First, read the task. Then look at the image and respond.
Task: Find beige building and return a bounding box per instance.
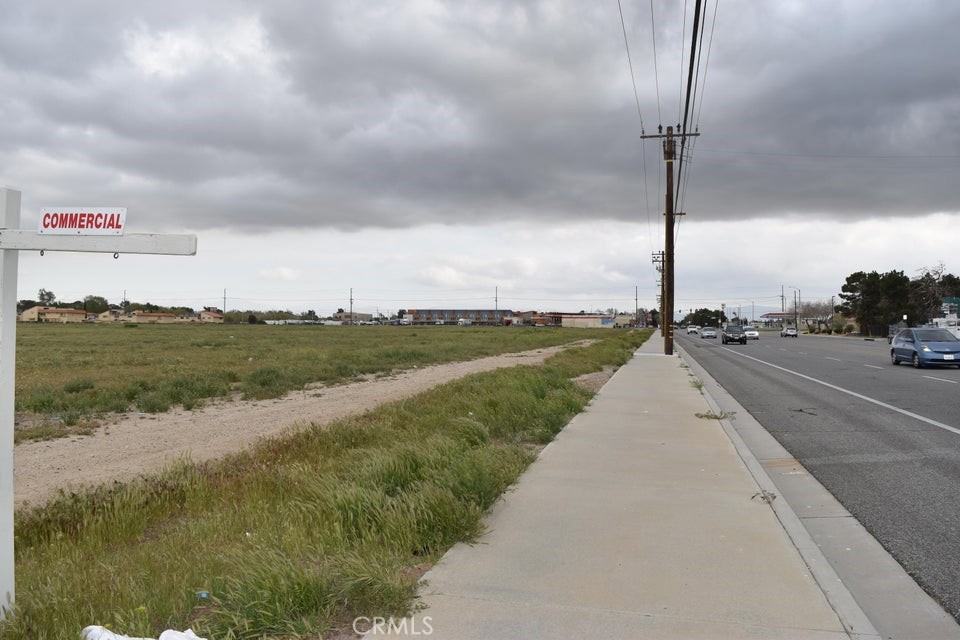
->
[98,309,125,322]
[200,310,224,323]
[25,306,224,325]
[19,306,88,323]
[128,311,178,324]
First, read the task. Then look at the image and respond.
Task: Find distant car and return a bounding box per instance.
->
[743,326,759,340]
[700,326,717,339]
[780,327,798,338]
[687,325,700,334]
[722,324,747,344]
[890,328,960,368]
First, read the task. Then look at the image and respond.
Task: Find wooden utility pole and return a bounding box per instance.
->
[663,127,676,354]
[642,126,699,355]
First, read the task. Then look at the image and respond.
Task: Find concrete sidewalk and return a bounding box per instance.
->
[375,337,880,639]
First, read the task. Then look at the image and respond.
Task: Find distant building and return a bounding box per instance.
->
[545,313,614,329]
[98,308,126,322]
[200,310,224,323]
[404,309,515,326]
[18,306,87,323]
[24,305,222,324]
[332,311,373,324]
[129,311,178,324]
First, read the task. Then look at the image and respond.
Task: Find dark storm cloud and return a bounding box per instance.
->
[1,1,957,232]
[687,1,960,218]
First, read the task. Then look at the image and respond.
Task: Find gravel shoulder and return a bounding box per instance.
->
[15,342,613,508]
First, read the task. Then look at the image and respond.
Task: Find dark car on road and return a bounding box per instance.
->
[722,324,747,345]
[890,328,960,368]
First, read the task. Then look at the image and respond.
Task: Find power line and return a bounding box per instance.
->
[616,1,661,287]
[675,0,705,206]
[694,147,960,160]
[649,0,663,126]
[648,0,665,254]
[694,0,721,130]
[618,0,645,132]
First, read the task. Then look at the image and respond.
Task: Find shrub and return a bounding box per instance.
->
[63,379,95,394]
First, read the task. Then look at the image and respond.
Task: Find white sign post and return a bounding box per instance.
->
[0,188,197,619]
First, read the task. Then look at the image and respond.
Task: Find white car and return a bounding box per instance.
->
[743,326,759,340]
[687,325,700,334]
[780,327,798,338]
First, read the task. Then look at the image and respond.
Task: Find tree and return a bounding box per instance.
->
[681,308,726,327]
[836,270,912,335]
[127,301,160,313]
[800,299,834,331]
[37,288,56,305]
[942,273,960,299]
[83,295,110,314]
[17,299,38,314]
[909,263,960,323]
[168,306,196,316]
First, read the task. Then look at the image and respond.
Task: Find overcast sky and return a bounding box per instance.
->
[2,1,958,319]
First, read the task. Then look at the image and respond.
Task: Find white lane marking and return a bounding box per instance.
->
[863,364,883,369]
[720,347,960,437]
[923,376,958,385]
[825,357,842,362]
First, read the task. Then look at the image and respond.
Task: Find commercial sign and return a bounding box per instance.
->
[38,207,126,235]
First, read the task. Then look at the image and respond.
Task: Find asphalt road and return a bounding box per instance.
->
[676,330,960,623]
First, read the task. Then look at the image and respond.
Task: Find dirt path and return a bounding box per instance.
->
[15,343,613,508]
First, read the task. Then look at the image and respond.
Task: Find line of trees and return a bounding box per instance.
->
[676,263,958,337]
[836,263,960,336]
[680,308,728,327]
[19,292,353,325]
[17,290,197,317]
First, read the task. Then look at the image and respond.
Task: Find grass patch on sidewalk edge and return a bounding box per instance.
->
[5,330,649,640]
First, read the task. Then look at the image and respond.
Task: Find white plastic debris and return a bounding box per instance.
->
[80,626,207,640]
[158,631,206,640]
